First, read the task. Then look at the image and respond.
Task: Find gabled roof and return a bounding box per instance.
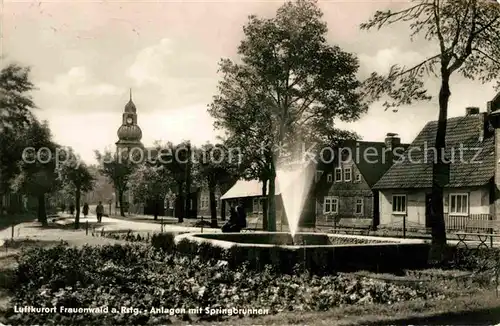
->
[342,140,410,187]
[373,113,495,189]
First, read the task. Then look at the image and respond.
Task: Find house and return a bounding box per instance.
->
[163,185,230,220]
[220,137,407,229]
[189,185,224,219]
[313,137,409,229]
[219,179,278,222]
[373,100,500,231]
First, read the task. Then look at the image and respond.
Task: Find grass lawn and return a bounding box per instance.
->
[205,290,500,325]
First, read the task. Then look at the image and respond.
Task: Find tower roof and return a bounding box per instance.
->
[124,88,136,113]
[117,124,142,142]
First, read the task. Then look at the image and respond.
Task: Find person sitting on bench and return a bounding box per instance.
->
[236,200,247,230]
[222,204,241,233]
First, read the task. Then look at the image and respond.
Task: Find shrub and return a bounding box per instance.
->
[5,244,444,325]
[151,232,176,252]
[4,245,446,325]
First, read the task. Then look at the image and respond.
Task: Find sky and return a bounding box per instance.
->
[3,0,499,163]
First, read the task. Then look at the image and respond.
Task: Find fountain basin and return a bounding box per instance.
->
[174,232,430,273]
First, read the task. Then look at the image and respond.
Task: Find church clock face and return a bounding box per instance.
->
[126,117,133,125]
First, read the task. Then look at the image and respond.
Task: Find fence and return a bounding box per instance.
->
[444,213,491,231]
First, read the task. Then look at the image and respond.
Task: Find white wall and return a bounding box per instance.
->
[378,187,490,227]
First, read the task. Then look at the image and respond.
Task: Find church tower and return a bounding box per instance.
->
[116,89,143,151]
[114,89,143,214]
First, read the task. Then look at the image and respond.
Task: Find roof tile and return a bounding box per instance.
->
[373,113,495,189]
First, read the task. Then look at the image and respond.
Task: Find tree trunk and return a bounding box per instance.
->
[429,73,451,264]
[177,182,184,223]
[0,193,4,217]
[209,180,217,228]
[261,178,268,230]
[118,190,125,217]
[154,196,159,220]
[184,144,191,219]
[74,188,81,229]
[221,199,226,221]
[267,161,277,232]
[37,193,48,226]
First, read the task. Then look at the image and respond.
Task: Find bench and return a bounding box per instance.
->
[315,223,371,236]
[241,228,260,233]
[456,219,500,249]
[332,224,371,236]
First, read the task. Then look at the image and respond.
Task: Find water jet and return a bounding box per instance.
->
[276,160,315,238]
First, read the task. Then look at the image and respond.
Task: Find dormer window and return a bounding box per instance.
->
[344,167,352,182]
[334,168,342,182]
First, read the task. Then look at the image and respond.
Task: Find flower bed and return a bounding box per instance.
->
[5,244,443,325]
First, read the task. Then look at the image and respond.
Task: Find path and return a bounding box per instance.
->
[77,213,221,233]
[0,213,220,246]
[2,211,499,249]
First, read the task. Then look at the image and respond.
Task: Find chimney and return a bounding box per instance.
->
[466,107,480,116]
[385,133,400,150]
[479,113,485,142]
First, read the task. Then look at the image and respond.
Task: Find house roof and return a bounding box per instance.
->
[220,162,315,200]
[373,113,495,189]
[220,179,266,199]
[341,140,410,187]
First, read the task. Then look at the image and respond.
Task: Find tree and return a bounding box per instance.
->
[194,143,239,227]
[58,149,95,228]
[95,150,137,217]
[152,141,192,223]
[129,163,173,220]
[209,0,367,231]
[82,165,114,205]
[224,132,273,229]
[12,119,60,226]
[360,0,500,257]
[0,63,37,215]
[0,63,36,132]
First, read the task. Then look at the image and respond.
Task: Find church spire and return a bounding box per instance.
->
[124,88,136,113]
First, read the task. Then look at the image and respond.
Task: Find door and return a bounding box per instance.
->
[425,194,433,228]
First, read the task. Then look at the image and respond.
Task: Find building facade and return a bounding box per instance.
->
[311,137,408,229]
[374,99,500,231]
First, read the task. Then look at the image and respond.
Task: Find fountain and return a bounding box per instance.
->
[173,151,430,273]
[276,159,316,242]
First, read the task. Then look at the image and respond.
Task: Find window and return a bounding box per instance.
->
[189,199,194,210]
[253,197,262,213]
[344,167,352,182]
[449,193,469,215]
[334,168,342,182]
[355,198,363,215]
[355,174,362,182]
[392,195,407,214]
[323,196,339,214]
[316,170,324,182]
[200,196,209,209]
[327,173,333,182]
